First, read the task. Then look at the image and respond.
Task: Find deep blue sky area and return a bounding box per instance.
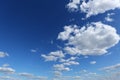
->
[0,0,70,51]
[0,0,120,80]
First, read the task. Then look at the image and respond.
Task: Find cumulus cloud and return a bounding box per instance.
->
[80,0,120,18]
[41,51,65,61]
[0,67,15,74]
[67,0,80,11]
[58,26,75,41]
[0,51,9,58]
[58,22,120,56]
[53,64,70,71]
[67,0,120,18]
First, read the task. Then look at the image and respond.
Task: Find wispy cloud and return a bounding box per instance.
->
[0,51,9,58]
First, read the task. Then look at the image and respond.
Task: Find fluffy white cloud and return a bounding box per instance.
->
[41,51,65,61]
[80,0,120,18]
[67,0,120,18]
[90,61,96,64]
[0,51,9,58]
[67,0,80,11]
[58,26,75,40]
[53,64,70,71]
[0,67,15,74]
[101,63,120,71]
[58,22,120,56]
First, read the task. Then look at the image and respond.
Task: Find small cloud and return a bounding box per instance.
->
[41,51,65,61]
[105,13,115,22]
[0,51,9,58]
[2,64,10,67]
[53,71,62,77]
[67,0,80,11]
[100,63,120,71]
[0,67,15,74]
[53,64,70,71]
[19,72,34,78]
[19,72,47,80]
[30,49,37,53]
[90,61,96,64]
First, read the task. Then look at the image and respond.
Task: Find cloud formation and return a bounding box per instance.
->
[67,0,80,11]
[58,22,120,55]
[0,67,15,74]
[67,0,120,18]
[41,51,64,61]
[53,64,70,71]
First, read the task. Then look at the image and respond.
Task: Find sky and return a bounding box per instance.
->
[0,0,120,80]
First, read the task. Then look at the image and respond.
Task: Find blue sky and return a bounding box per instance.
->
[0,0,120,80]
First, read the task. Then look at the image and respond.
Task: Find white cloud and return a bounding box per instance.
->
[90,61,96,64]
[63,61,79,66]
[0,51,9,58]
[53,64,70,71]
[31,49,37,53]
[34,76,47,80]
[80,0,120,18]
[19,72,47,80]
[67,0,80,11]
[19,72,34,78]
[101,63,120,71]
[41,54,58,61]
[58,26,75,40]
[58,22,120,56]
[59,57,77,62]
[0,76,20,80]
[67,0,120,18]
[53,71,62,77]
[105,13,115,22]
[2,64,10,67]
[0,67,15,74]
[41,51,65,61]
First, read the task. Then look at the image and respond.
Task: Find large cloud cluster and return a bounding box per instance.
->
[58,22,120,55]
[67,0,120,18]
